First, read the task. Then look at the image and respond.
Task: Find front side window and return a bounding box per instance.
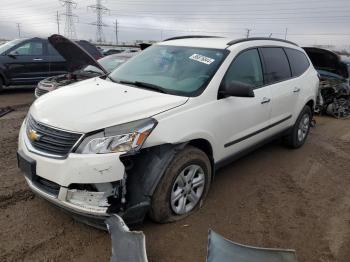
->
[285,48,310,77]
[11,41,43,56]
[0,39,23,55]
[260,47,291,84]
[223,48,264,89]
[109,45,228,96]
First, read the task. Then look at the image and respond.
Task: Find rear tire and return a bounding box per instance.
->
[284,106,312,148]
[149,146,212,223]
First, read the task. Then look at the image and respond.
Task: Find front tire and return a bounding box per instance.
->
[284,106,312,148]
[149,146,212,223]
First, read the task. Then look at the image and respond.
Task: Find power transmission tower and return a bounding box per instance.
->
[88,0,109,43]
[16,23,21,38]
[59,0,78,39]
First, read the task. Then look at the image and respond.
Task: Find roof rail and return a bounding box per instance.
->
[227,37,298,47]
[163,35,221,42]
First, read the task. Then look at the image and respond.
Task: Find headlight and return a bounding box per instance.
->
[77,118,157,154]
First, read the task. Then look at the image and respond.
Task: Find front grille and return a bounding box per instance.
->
[35,87,49,97]
[26,115,82,157]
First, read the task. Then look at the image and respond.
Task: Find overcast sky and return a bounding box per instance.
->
[0,0,349,48]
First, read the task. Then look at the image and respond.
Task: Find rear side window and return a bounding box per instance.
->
[260,47,291,84]
[285,48,310,77]
[48,43,60,56]
[223,49,264,89]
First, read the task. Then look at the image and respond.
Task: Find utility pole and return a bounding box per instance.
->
[245,28,251,38]
[114,19,118,44]
[16,23,21,38]
[284,27,288,40]
[88,0,109,44]
[56,11,60,34]
[59,0,78,40]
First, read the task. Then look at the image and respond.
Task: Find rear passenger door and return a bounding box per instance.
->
[259,47,295,130]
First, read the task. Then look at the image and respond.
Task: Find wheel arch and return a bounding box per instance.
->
[305,99,315,115]
[187,138,215,178]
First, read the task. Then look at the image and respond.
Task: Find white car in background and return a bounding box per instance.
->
[17,36,318,228]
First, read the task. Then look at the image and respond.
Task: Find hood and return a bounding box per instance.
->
[48,34,107,74]
[30,77,188,133]
[303,47,349,79]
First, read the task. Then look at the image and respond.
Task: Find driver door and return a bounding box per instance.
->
[214,48,272,160]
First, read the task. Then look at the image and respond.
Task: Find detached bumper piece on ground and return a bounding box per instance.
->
[207,230,298,262]
[106,215,298,262]
[105,215,148,262]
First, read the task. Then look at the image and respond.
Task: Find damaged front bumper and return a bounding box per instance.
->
[17,121,149,227]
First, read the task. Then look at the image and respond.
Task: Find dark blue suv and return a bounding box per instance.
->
[0,37,102,91]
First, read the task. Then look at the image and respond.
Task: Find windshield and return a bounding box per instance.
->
[98,55,129,72]
[0,39,23,55]
[109,45,227,96]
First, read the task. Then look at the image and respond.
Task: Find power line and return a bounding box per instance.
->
[59,0,78,39]
[88,0,110,43]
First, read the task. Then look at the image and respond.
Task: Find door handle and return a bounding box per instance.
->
[261,97,271,104]
[33,58,43,61]
[293,87,301,93]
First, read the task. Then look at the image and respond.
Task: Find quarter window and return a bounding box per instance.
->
[285,48,310,77]
[260,47,291,84]
[223,49,263,89]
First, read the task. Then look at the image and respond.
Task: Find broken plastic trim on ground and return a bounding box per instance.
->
[106,215,298,262]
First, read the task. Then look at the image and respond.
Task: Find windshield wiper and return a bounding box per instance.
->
[118,80,167,94]
[106,75,118,83]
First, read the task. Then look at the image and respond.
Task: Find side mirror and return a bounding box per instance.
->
[220,81,255,98]
[7,51,18,58]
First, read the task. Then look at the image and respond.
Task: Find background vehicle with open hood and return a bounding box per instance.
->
[0,36,101,92]
[35,35,138,97]
[303,47,350,118]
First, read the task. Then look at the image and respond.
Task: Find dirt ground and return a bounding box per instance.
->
[1,88,350,262]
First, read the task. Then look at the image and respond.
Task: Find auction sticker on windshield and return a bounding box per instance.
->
[189,54,215,65]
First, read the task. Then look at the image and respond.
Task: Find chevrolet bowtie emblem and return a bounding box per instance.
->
[28,129,41,142]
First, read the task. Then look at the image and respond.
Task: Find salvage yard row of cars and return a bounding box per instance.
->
[16,35,320,228]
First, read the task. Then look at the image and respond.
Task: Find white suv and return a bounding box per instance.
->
[17,36,318,227]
